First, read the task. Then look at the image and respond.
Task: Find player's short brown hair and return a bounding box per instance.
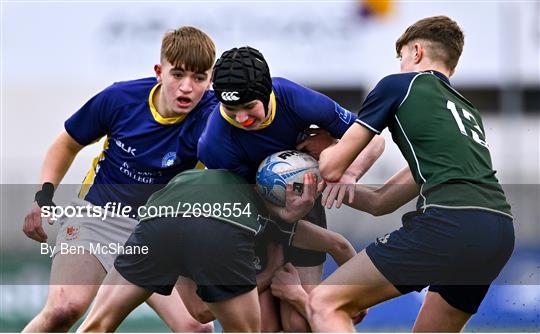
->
[395,16,464,71]
[160,26,215,73]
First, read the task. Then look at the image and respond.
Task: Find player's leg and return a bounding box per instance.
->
[206,287,261,332]
[411,209,514,332]
[176,276,216,324]
[259,289,282,332]
[273,198,327,331]
[279,264,322,332]
[77,267,152,332]
[307,250,401,332]
[22,253,106,332]
[413,290,472,332]
[146,288,214,333]
[181,216,260,331]
[177,276,279,332]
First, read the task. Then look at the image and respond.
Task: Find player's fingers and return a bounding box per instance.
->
[348,184,355,204]
[31,214,48,242]
[285,182,295,198]
[321,183,336,209]
[309,174,318,198]
[321,185,329,206]
[317,180,326,193]
[303,172,312,185]
[335,186,347,209]
[302,173,316,196]
[23,214,32,236]
[326,184,340,209]
[35,225,48,243]
[25,220,45,243]
[24,212,39,236]
[284,262,296,273]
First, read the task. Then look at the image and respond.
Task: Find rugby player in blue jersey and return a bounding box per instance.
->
[197,46,384,331]
[308,16,514,332]
[22,26,218,332]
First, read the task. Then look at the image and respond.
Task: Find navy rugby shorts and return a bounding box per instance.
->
[366,207,514,314]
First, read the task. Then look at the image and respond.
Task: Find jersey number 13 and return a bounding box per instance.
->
[446,100,489,149]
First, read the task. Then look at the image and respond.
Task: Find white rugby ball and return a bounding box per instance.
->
[256,150,320,206]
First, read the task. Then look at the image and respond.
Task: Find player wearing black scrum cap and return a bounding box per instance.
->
[198,46,385,331]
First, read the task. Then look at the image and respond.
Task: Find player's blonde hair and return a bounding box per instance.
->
[160,26,215,73]
[395,16,464,71]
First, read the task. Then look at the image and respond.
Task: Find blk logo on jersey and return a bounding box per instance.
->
[221,91,240,101]
[335,104,353,124]
[113,138,137,156]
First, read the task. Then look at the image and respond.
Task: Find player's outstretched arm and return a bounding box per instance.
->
[321,135,385,209]
[319,123,375,182]
[291,220,356,266]
[347,166,419,216]
[255,243,284,293]
[39,130,85,186]
[23,131,84,242]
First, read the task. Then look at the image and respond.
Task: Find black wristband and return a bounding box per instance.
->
[35,182,56,208]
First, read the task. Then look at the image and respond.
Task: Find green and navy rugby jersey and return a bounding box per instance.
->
[356,71,512,217]
[64,77,218,209]
[197,77,356,182]
[140,169,264,234]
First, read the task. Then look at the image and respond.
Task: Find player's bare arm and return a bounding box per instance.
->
[347,166,419,216]
[321,134,385,209]
[23,131,85,242]
[255,243,285,293]
[291,220,356,266]
[319,123,375,182]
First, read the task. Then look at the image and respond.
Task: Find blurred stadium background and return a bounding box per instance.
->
[1,1,539,332]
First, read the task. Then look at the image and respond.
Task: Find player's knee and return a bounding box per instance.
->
[43,302,86,330]
[282,311,309,332]
[307,287,333,323]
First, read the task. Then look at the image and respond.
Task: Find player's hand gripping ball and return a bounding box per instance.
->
[256,150,321,206]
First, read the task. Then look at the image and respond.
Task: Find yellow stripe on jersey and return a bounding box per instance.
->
[148,83,188,125]
[78,137,109,199]
[194,161,206,169]
[219,91,277,130]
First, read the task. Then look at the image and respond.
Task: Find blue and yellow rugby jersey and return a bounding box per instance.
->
[356,71,511,217]
[64,77,218,209]
[197,77,356,182]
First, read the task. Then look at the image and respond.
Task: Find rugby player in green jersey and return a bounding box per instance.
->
[308,16,514,332]
[77,169,356,332]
